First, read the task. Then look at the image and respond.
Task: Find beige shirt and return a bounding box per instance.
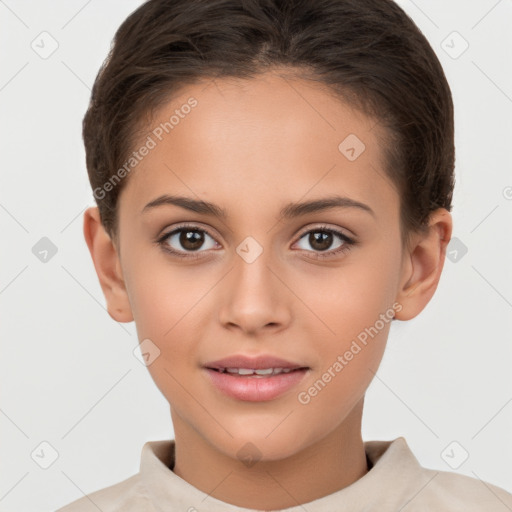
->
[56,437,512,511]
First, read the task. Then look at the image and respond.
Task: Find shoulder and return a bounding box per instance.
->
[55,473,154,512]
[414,466,512,511]
[365,437,512,511]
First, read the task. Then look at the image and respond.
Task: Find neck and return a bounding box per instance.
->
[171,399,368,510]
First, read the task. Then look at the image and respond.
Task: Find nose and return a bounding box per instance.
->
[218,247,291,336]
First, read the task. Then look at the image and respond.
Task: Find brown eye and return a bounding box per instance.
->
[294,226,355,259]
[308,231,333,252]
[179,230,205,251]
[158,226,218,256]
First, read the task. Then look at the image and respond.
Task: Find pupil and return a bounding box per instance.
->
[310,231,332,251]
[180,230,204,250]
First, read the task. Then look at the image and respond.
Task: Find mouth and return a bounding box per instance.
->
[202,354,310,401]
[206,367,308,376]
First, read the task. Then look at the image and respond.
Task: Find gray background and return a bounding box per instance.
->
[1,0,511,510]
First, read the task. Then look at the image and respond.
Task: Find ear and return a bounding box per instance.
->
[83,206,134,323]
[394,208,453,321]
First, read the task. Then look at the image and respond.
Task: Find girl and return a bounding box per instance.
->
[58,0,512,510]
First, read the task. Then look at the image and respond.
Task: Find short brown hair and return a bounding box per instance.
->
[83,0,455,248]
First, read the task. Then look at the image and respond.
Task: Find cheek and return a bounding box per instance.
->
[294,288,392,437]
[126,263,216,392]
[294,247,398,344]
[290,247,397,405]
[128,259,210,338]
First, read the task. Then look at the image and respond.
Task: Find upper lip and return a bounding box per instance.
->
[204,354,308,370]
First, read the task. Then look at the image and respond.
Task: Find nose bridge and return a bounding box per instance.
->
[218,235,289,332]
[231,235,278,301]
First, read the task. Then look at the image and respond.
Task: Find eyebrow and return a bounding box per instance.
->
[142,194,375,219]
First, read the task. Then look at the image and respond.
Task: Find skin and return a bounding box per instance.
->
[83,69,452,510]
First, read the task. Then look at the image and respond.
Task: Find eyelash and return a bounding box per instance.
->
[155,223,356,261]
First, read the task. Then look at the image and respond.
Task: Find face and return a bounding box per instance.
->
[113,71,408,461]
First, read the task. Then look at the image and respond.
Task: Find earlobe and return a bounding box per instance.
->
[83,206,134,323]
[394,208,453,321]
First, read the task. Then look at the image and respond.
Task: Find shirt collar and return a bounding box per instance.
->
[139,437,424,511]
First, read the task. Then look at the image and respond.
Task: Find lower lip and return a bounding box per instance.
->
[204,368,309,402]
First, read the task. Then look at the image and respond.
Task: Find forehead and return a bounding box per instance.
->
[119,71,398,223]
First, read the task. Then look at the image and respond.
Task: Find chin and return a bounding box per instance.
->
[208,422,313,464]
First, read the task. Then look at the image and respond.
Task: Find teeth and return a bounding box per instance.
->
[255,368,274,375]
[238,368,255,375]
[221,367,296,376]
